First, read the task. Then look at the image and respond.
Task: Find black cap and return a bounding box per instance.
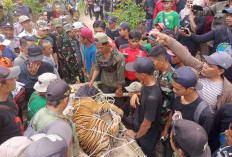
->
[118,21,130,31]
[172,119,211,157]
[27,44,44,61]
[108,15,117,23]
[172,66,202,89]
[1,21,14,28]
[47,80,71,101]
[125,57,155,74]
[13,9,22,16]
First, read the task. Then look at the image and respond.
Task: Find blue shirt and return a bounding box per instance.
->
[3,47,16,62]
[84,43,97,75]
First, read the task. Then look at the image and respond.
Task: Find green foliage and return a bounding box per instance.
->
[105,0,145,30]
[23,0,43,19]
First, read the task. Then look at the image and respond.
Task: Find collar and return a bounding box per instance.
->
[129,44,140,50]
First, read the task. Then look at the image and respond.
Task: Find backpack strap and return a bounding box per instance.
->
[0,104,18,116]
[194,101,209,124]
[162,11,167,29]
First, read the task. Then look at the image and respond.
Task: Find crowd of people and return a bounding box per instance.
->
[0,0,232,156]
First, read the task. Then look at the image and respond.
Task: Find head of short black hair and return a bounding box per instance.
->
[129,29,142,40]
[93,20,106,30]
[38,39,50,49]
[148,45,168,60]
[19,36,34,47]
[162,29,175,37]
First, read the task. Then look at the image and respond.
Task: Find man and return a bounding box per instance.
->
[32,20,53,46]
[1,22,20,54]
[120,29,147,86]
[72,22,85,62]
[79,27,98,81]
[106,15,120,40]
[0,4,13,25]
[193,0,232,29]
[32,79,79,157]
[28,72,57,121]
[15,0,36,23]
[39,39,59,78]
[115,21,130,49]
[124,57,162,157]
[14,36,35,66]
[18,15,36,38]
[0,66,23,144]
[89,33,125,106]
[17,44,54,100]
[171,66,213,134]
[13,9,23,37]
[64,23,84,83]
[40,0,52,12]
[151,31,232,114]
[168,50,185,68]
[143,0,155,32]
[170,119,211,157]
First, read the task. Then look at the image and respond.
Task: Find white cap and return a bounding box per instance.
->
[72,22,85,30]
[33,73,57,92]
[125,81,142,92]
[19,15,30,23]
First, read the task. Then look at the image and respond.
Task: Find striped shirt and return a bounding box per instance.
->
[197,78,223,114]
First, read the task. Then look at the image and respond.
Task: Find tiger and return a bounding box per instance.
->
[72,85,123,156]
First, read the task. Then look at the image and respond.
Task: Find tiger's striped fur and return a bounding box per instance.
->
[72,97,123,156]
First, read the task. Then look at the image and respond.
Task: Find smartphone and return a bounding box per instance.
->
[193,5,203,11]
[183,28,189,35]
[147,35,157,41]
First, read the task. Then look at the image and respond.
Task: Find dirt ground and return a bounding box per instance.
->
[79,12,95,31]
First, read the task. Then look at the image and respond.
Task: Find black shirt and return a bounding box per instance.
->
[106,27,120,41]
[115,36,129,49]
[0,97,23,144]
[171,96,213,134]
[134,83,162,137]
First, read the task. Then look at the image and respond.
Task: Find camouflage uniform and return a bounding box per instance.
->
[56,23,84,84]
[154,65,175,130]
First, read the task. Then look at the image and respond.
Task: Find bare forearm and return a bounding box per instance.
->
[136,122,151,139]
[90,70,100,83]
[164,112,172,132]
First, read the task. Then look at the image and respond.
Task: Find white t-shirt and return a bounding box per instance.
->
[197,78,223,114]
[18,29,36,38]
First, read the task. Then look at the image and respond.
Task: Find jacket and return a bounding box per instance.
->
[195,0,230,29]
[166,37,232,109]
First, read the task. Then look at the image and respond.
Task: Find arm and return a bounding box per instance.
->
[89,70,100,85]
[52,0,58,12]
[189,28,215,43]
[136,118,152,138]
[115,55,125,97]
[189,13,197,34]
[174,27,178,35]
[31,12,36,23]
[88,63,95,81]
[161,111,172,140]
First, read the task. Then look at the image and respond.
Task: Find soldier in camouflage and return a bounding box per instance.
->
[53,18,83,84]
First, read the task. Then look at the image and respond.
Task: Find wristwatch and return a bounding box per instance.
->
[134,132,138,139]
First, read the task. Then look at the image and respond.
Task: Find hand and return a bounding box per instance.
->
[225,124,232,147]
[149,31,170,45]
[130,94,140,108]
[160,129,169,142]
[180,27,191,37]
[124,130,136,139]
[173,111,183,120]
[115,88,123,97]
[27,62,40,75]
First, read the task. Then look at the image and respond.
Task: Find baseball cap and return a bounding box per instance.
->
[222,6,232,14]
[13,9,22,16]
[34,73,58,92]
[27,44,44,61]
[36,20,50,30]
[172,119,211,157]
[118,21,130,31]
[172,66,202,89]
[94,32,109,43]
[26,134,68,157]
[154,23,165,31]
[63,23,72,33]
[46,80,71,101]
[73,22,85,29]
[203,52,232,69]
[53,18,63,28]
[0,66,21,84]
[125,81,142,92]
[80,27,94,43]
[125,57,155,74]
[108,15,117,23]
[1,22,14,28]
[19,15,30,24]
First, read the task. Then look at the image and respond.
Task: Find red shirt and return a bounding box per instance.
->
[108,37,117,49]
[153,0,176,20]
[120,44,147,81]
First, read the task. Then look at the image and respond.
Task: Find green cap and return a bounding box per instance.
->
[52,18,62,28]
[63,23,72,33]
[94,33,109,43]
